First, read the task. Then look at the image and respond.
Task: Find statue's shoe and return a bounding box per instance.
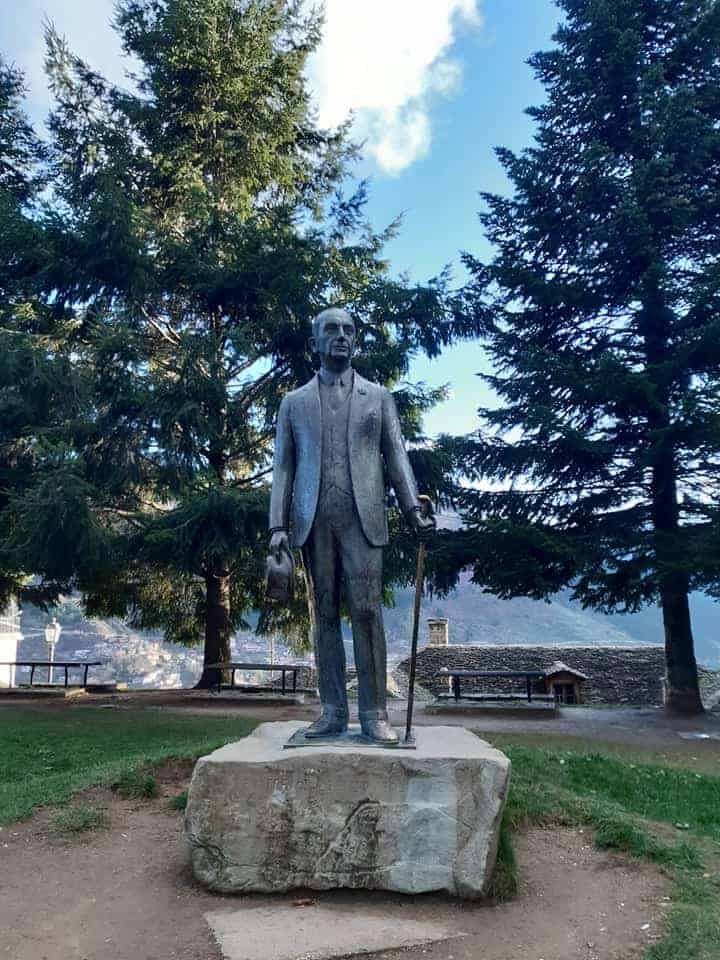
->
[360,718,399,744]
[304,711,348,738]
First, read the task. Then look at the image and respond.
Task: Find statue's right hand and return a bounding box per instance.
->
[269,530,290,561]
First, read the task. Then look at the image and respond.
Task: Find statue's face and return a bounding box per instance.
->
[311,309,356,365]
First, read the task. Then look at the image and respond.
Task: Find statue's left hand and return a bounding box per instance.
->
[411,497,436,540]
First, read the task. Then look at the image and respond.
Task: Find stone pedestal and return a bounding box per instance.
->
[185,721,510,900]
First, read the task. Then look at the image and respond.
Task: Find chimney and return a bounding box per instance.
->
[427,618,449,647]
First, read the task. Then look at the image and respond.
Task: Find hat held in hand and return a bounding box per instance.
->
[265,542,295,604]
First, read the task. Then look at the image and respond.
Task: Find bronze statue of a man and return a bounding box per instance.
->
[269,307,434,744]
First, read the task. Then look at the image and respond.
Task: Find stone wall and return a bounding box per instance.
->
[397,645,673,706]
[268,665,426,700]
[267,665,316,692]
[265,646,720,707]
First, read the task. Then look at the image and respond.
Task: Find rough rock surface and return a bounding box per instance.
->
[185,721,509,899]
[399,644,673,705]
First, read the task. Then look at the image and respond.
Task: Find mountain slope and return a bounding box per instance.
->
[12,577,719,689]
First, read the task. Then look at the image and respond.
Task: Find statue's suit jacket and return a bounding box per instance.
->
[269,372,419,548]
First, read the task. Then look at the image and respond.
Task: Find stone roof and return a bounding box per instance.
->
[544,661,590,681]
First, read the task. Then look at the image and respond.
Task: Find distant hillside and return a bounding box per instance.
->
[15,596,301,688]
[12,575,719,687]
[419,511,720,666]
[383,576,719,667]
[562,591,720,668]
[383,573,652,660]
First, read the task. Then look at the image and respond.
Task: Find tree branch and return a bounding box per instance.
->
[140,305,182,346]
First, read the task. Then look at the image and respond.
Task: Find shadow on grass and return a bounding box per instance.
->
[485,823,517,901]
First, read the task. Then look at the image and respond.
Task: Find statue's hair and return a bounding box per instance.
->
[311,306,354,338]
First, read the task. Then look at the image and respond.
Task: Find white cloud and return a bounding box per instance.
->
[1,0,481,173]
[307,0,482,173]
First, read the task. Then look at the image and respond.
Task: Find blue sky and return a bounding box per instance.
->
[0,0,562,436]
[358,0,562,436]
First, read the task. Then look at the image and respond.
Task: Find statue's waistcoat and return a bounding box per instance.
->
[269,371,418,548]
[316,386,354,526]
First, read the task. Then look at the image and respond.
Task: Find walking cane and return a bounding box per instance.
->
[404,495,434,746]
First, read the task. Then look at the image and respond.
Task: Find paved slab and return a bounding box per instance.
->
[205,904,462,960]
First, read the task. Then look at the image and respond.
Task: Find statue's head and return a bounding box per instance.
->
[309,307,356,367]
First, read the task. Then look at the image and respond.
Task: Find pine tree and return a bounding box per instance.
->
[0,58,93,610]
[35,0,468,685]
[450,0,720,714]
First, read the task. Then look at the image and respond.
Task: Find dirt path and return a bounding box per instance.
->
[0,764,220,960]
[378,828,669,960]
[0,764,670,960]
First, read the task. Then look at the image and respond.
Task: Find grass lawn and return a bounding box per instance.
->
[478,728,720,775]
[1,707,719,958]
[0,705,256,825]
[483,733,720,959]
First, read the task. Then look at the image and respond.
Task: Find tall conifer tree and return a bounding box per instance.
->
[0,58,91,610]
[32,0,466,684]
[450,0,720,714]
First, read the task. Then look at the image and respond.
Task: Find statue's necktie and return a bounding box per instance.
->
[328,378,348,413]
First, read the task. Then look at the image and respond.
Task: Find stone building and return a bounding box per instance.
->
[542,662,590,704]
[397,644,719,707]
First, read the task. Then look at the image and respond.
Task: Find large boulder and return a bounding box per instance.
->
[185,721,510,899]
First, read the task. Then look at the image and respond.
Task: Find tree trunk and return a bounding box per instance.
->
[660,575,703,715]
[651,446,704,715]
[195,570,232,689]
[641,283,704,717]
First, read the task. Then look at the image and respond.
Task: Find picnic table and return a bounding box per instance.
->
[206,661,307,695]
[435,669,548,703]
[0,661,104,689]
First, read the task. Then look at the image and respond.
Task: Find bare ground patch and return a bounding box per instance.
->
[0,764,669,960]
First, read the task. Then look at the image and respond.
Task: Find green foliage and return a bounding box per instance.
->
[4,464,116,584]
[51,803,108,834]
[451,0,720,606]
[113,0,348,217]
[113,770,159,800]
[0,56,89,610]
[0,705,256,824]
[0,58,46,203]
[168,790,188,812]
[6,0,473,674]
[443,0,720,711]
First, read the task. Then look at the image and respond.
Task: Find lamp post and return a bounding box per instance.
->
[45,617,62,684]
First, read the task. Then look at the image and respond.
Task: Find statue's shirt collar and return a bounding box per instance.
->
[317,367,354,390]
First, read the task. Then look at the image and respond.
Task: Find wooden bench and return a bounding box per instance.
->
[206,661,307,695]
[434,669,550,703]
[0,661,104,689]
